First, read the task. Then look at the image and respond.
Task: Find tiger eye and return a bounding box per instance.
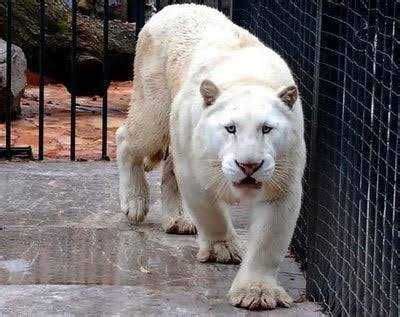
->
[262,125,273,134]
[225,125,236,134]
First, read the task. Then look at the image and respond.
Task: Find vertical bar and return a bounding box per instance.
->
[70,0,77,161]
[338,6,357,313]
[155,0,161,12]
[331,11,346,315]
[378,2,397,314]
[392,137,400,317]
[102,0,109,160]
[38,0,45,160]
[355,4,375,313]
[232,0,247,30]
[368,3,387,313]
[127,0,134,22]
[128,0,145,36]
[217,0,222,11]
[361,5,377,315]
[389,7,400,315]
[340,5,360,311]
[365,19,379,317]
[5,0,12,160]
[305,0,323,300]
[136,0,146,37]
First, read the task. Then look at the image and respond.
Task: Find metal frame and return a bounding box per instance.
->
[1,1,230,161]
[1,0,146,161]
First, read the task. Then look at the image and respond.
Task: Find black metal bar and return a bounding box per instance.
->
[38,0,45,160]
[136,0,146,37]
[380,5,398,315]
[354,5,375,313]
[231,0,246,29]
[389,6,400,315]
[371,5,391,313]
[155,0,161,12]
[127,0,134,22]
[365,3,379,313]
[305,0,323,300]
[5,0,12,160]
[102,0,109,160]
[217,0,222,11]
[70,0,77,161]
[392,133,400,317]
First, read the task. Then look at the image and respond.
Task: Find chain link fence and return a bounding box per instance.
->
[232,0,399,315]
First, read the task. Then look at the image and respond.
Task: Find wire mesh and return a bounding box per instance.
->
[232,0,399,315]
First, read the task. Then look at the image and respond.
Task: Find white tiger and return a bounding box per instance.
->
[116,4,306,310]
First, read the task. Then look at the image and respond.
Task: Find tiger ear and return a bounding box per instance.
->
[277,85,298,109]
[200,79,220,106]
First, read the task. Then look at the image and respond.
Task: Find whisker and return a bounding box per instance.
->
[203,166,224,192]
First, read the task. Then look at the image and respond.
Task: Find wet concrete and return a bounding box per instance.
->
[0,162,323,316]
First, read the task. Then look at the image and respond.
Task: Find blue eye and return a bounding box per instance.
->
[262,125,273,134]
[225,125,236,134]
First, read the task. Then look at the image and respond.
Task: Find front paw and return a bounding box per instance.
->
[163,215,197,235]
[125,197,149,225]
[228,282,293,310]
[197,239,242,264]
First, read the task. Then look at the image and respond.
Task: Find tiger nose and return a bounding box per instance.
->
[235,160,264,176]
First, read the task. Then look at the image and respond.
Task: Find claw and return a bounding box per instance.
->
[197,239,242,264]
[229,282,293,311]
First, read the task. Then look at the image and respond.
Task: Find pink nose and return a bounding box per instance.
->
[235,160,264,176]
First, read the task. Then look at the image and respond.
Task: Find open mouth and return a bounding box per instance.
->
[233,177,262,189]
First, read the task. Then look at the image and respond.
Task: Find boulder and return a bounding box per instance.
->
[76,0,155,22]
[0,39,27,121]
[0,1,136,96]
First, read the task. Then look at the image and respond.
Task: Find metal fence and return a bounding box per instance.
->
[0,0,146,160]
[0,0,228,160]
[1,0,399,316]
[233,0,399,315]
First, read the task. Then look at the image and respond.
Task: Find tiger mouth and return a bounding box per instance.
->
[233,176,262,189]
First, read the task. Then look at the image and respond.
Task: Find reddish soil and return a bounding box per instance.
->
[0,81,132,160]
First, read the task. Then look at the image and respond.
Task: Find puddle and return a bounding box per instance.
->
[0,227,229,289]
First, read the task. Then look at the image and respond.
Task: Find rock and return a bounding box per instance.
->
[0,39,27,121]
[0,1,136,96]
[76,0,155,22]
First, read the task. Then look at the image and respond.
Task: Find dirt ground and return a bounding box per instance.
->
[0,81,132,160]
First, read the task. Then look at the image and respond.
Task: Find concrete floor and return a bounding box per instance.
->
[0,162,323,316]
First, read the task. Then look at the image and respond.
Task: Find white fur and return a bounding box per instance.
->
[117,4,306,310]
